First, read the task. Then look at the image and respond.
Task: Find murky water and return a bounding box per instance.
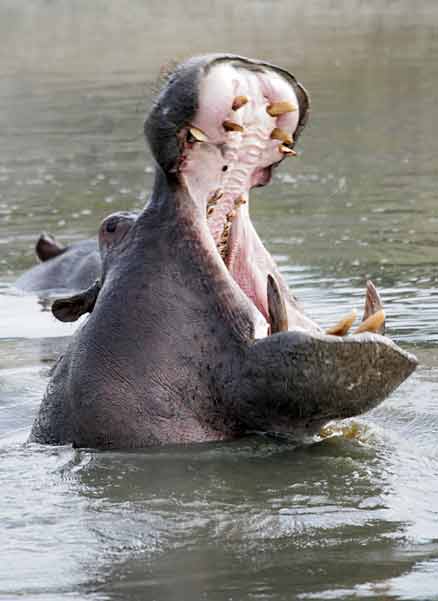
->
[1,1,438,599]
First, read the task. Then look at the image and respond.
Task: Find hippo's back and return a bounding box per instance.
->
[15,239,101,294]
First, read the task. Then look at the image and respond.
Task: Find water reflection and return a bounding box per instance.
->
[37,434,435,600]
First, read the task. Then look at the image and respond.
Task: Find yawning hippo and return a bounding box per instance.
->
[30,54,417,449]
[15,233,101,294]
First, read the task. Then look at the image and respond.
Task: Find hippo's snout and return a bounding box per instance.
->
[230,330,417,434]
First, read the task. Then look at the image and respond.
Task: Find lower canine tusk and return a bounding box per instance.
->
[363,280,383,319]
[267,101,297,117]
[354,309,386,334]
[361,280,385,334]
[326,310,357,336]
[267,274,289,334]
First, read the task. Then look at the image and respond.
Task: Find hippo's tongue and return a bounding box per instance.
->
[179,59,301,326]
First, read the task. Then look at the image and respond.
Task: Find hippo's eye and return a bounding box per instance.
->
[105,220,117,233]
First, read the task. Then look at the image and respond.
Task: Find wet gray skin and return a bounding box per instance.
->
[15,234,101,294]
[30,54,418,449]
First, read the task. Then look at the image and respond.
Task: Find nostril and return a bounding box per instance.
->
[222,165,228,172]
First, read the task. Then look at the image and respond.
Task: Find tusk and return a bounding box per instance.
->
[232,95,249,110]
[267,101,297,117]
[267,274,289,334]
[326,310,357,336]
[354,309,386,334]
[189,126,208,142]
[223,120,244,133]
[363,280,384,319]
[270,127,293,145]
[361,280,385,334]
[279,144,297,156]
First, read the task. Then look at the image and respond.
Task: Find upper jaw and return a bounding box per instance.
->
[144,54,309,179]
[144,55,413,354]
[167,57,308,331]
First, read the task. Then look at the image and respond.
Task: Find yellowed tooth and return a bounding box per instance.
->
[326,310,357,336]
[207,188,223,209]
[223,120,244,133]
[189,126,208,142]
[234,195,247,207]
[232,95,249,110]
[267,101,297,117]
[354,309,386,334]
[270,128,293,145]
[279,144,297,156]
[217,213,234,260]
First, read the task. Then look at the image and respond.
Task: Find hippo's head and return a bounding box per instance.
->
[32,55,417,449]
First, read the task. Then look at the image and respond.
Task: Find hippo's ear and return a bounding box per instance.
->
[36,233,66,262]
[52,280,101,322]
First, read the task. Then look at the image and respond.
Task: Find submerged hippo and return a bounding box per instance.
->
[16,215,138,295]
[30,54,417,449]
[15,233,101,294]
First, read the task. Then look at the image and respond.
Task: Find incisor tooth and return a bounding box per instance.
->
[279,144,297,156]
[326,310,357,336]
[354,309,385,334]
[271,128,293,145]
[232,95,249,110]
[189,126,208,142]
[267,101,297,117]
[223,120,244,133]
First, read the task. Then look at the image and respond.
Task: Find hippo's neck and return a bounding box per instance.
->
[145,165,205,223]
[136,167,265,342]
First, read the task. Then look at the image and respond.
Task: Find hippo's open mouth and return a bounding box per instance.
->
[174,57,313,337]
[170,58,391,344]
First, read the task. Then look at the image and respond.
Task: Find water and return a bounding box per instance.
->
[1,1,438,599]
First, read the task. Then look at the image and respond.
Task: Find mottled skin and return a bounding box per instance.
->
[30,55,417,449]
